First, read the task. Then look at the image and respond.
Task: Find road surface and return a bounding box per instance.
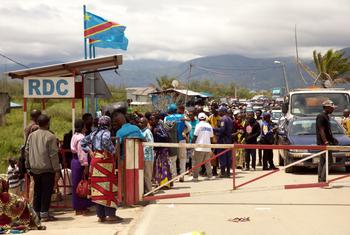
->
[133,165,350,235]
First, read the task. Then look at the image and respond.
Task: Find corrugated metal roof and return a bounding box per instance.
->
[126,87,158,96]
[7,55,123,79]
[174,89,203,97]
[150,88,209,97]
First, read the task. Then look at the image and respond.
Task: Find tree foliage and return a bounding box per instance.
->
[312,49,350,87]
[188,79,254,99]
[155,75,176,90]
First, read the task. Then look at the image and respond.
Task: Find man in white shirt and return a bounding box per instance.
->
[192,113,214,181]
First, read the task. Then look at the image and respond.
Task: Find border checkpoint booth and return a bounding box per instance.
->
[6,55,132,207]
[7,55,123,133]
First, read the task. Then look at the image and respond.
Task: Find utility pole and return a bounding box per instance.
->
[295,24,307,85]
[184,63,192,107]
[281,63,289,93]
[274,61,290,93]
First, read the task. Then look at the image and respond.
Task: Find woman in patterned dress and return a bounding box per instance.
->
[0,177,45,232]
[80,116,122,223]
[149,114,172,189]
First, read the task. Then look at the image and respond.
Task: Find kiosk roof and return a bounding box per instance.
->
[7,55,122,79]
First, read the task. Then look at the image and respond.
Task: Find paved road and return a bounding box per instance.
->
[133,164,350,235]
[28,206,142,235]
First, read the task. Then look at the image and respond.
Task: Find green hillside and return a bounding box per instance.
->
[0,85,126,173]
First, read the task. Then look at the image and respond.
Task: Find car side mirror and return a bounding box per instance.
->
[282,102,288,114]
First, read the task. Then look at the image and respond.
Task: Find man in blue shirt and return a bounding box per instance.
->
[187,110,199,169]
[164,104,191,182]
[115,113,144,161]
[214,106,233,178]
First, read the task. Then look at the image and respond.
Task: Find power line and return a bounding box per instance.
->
[0,52,29,68]
[193,65,279,74]
[172,67,190,79]
[192,64,280,69]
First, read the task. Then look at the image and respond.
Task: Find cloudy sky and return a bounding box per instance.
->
[0,0,349,64]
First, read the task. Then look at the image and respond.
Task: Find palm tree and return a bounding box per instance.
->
[300,49,350,87]
[155,75,175,90]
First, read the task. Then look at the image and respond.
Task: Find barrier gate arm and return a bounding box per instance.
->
[235,150,327,189]
[143,148,232,197]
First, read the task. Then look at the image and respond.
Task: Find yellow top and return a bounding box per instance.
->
[208,114,221,128]
[343,117,350,136]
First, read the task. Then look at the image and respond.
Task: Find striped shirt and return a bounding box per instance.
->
[7,165,20,188]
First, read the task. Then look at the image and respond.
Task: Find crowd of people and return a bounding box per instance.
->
[2,101,282,231]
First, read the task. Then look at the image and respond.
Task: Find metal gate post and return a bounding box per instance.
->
[124,139,136,206]
[136,139,144,203]
[326,149,329,182]
[124,138,143,206]
[232,147,236,190]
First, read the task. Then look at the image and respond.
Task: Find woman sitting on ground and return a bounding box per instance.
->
[0,177,46,232]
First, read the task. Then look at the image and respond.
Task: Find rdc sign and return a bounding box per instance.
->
[24,77,75,98]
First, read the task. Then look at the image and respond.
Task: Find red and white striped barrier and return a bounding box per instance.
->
[234,150,327,190]
[124,138,144,206]
[119,142,350,204]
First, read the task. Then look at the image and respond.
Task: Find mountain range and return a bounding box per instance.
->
[2,47,350,91]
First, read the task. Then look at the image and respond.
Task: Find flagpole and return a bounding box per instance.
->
[92,45,99,113]
[83,5,87,60]
[83,5,89,113]
[89,44,92,59]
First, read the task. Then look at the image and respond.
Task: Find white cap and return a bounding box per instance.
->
[322,99,337,108]
[198,112,208,120]
[233,110,240,115]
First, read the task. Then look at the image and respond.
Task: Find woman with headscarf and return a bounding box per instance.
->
[80,116,122,223]
[149,114,172,189]
[0,177,45,232]
[70,119,93,215]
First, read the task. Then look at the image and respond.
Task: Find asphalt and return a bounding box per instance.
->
[133,164,350,235]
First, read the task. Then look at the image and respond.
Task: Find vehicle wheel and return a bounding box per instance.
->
[346,166,350,173]
[279,154,284,166]
[284,156,295,173]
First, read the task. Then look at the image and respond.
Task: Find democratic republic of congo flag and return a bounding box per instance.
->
[84,11,126,42]
[89,36,128,50]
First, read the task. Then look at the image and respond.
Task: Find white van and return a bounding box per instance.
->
[282,88,350,121]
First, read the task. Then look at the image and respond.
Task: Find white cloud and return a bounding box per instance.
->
[0,0,349,64]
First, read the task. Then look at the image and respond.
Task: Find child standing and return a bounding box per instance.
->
[7,158,21,195]
[139,117,155,194]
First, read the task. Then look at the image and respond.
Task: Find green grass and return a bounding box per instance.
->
[0,87,127,173]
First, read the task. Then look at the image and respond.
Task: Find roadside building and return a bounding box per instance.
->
[150,88,211,110]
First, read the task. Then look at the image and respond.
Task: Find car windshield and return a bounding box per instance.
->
[290,119,344,135]
[291,93,350,116]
